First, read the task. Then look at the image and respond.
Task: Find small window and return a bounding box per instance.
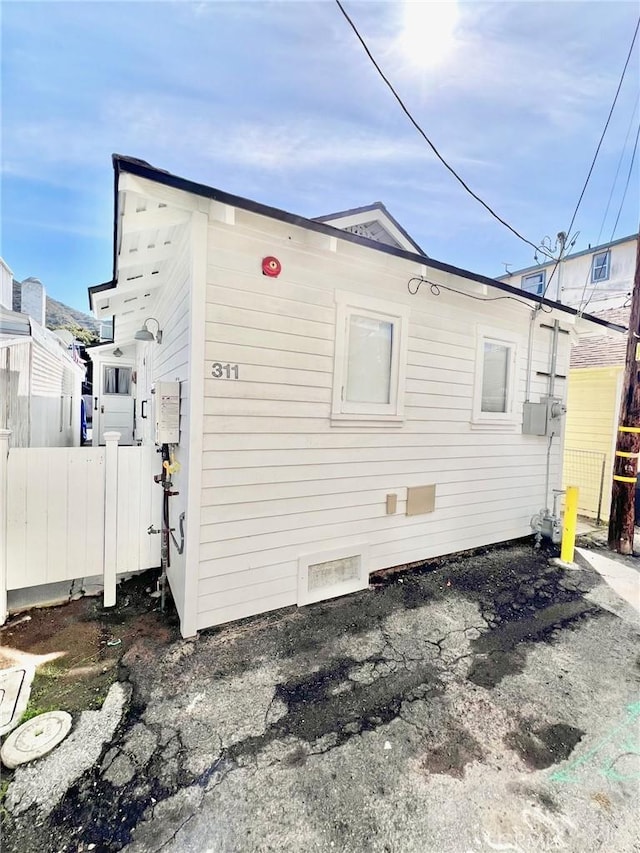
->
[345,315,393,404]
[103,366,131,394]
[521,271,546,295]
[472,327,519,424]
[591,251,610,283]
[481,342,511,412]
[332,292,408,421]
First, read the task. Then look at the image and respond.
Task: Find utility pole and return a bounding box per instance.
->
[608,233,640,554]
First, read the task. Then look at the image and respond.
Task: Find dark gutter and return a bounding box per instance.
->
[90,154,628,336]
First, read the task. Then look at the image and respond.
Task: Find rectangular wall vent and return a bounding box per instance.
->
[298,545,369,606]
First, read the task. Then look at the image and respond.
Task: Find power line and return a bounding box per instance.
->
[544,16,640,302]
[580,119,640,315]
[597,100,639,245]
[609,120,640,242]
[576,100,639,311]
[565,16,639,243]
[334,0,543,257]
[581,119,640,314]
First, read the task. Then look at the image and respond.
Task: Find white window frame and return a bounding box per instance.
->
[591,250,610,283]
[521,270,546,295]
[331,291,409,424]
[472,325,520,426]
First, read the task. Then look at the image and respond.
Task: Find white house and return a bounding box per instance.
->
[499,234,638,310]
[89,155,626,638]
[0,260,85,448]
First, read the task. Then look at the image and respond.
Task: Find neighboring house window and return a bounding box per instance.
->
[472,327,519,424]
[591,251,610,283]
[104,366,131,394]
[521,271,545,295]
[332,292,408,421]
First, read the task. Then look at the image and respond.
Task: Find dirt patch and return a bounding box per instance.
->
[591,792,613,812]
[505,719,585,770]
[0,571,177,717]
[420,727,484,778]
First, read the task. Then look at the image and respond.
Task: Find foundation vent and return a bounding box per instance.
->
[298,545,369,606]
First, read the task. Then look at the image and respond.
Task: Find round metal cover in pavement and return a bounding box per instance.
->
[1,711,72,769]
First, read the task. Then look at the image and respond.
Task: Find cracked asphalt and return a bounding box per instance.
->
[2,540,640,853]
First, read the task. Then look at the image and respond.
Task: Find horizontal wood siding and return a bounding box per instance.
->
[564,366,621,520]
[145,228,193,621]
[197,214,569,629]
[0,341,31,447]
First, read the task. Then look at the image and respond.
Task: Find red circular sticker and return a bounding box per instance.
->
[262,256,282,277]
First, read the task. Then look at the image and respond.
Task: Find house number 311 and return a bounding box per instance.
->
[211,363,239,379]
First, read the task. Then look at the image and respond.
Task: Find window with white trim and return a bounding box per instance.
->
[591,250,610,283]
[332,292,408,421]
[521,270,546,295]
[472,327,519,423]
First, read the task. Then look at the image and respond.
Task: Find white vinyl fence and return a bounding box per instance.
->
[0,430,162,623]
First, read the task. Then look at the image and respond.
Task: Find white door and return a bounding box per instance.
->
[100,363,134,445]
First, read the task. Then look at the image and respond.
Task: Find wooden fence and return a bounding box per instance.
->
[0,430,161,623]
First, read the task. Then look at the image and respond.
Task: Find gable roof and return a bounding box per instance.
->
[570,306,630,368]
[90,154,628,336]
[313,202,425,255]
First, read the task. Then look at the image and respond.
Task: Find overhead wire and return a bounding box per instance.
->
[608,119,640,242]
[336,0,638,317]
[596,100,639,245]
[576,102,639,312]
[408,277,538,310]
[581,119,640,315]
[335,0,545,257]
[580,124,640,313]
[544,16,640,304]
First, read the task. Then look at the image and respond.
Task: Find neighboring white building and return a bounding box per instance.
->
[89,155,625,638]
[0,259,85,447]
[499,234,638,310]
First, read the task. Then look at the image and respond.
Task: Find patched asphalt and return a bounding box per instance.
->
[2,539,639,853]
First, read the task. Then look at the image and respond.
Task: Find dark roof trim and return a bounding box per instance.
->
[313,201,426,255]
[503,232,639,279]
[90,155,627,335]
[89,280,115,298]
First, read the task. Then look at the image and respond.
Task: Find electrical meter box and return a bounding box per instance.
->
[522,397,567,436]
[522,401,548,435]
[154,381,180,445]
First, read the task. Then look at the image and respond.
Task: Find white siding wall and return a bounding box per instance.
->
[30,340,81,447]
[502,236,636,308]
[144,226,193,623]
[0,258,13,311]
[0,341,31,447]
[197,211,570,630]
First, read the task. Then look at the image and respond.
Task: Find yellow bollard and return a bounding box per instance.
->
[561,485,579,564]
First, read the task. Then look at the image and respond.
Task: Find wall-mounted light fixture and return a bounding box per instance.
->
[134,317,163,344]
[113,347,123,358]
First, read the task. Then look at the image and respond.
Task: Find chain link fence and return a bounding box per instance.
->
[563,448,607,524]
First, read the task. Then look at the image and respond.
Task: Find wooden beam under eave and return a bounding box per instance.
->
[121,206,191,234]
[118,241,179,269]
[119,172,199,213]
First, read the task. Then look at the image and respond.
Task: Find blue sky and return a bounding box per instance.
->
[1,0,638,312]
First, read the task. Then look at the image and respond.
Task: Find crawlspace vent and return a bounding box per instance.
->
[307,555,361,593]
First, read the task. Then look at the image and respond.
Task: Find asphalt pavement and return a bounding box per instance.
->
[2,541,639,853]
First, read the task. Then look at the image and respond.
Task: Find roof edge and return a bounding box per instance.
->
[93,155,628,336]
